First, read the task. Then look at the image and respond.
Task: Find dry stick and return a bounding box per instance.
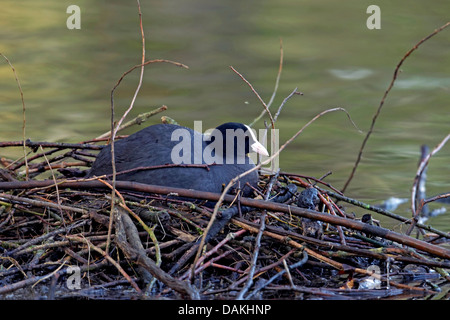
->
[99,179,162,267]
[5,219,89,257]
[283,172,344,195]
[237,172,279,299]
[2,142,98,172]
[318,192,347,245]
[66,234,142,294]
[108,0,145,255]
[341,21,450,194]
[0,140,104,150]
[416,145,430,218]
[274,88,302,122]
[96,105,168,140]
[246,251,308,299]
[249,38,284,128]
[107,1,188,254]
[406,133,450,236]
[190,107,361,283]
[25,161,88,175]
[0,192,88,216]
[239,217,450,269]
[236,213,266,300]
[230,66,275,130]
[180,229,247,280]
[39,145,64,225]
[314,185,449,239]
[424,192,450,207]
[115,207,198,298]
[228,249,296,291]
[0,53,29,180]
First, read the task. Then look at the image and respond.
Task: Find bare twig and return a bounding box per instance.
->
[274,87,302,122]
[66,234,142,294]
[107,1,188,254]
[96,105,168,139]
[236,214,266,300]
[341,21,450,193]
[249,38,284,127]
[407,133,450,235]
[0,53,28,179]
[230,66,275,129]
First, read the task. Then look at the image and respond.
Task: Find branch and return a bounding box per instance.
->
[341,21,450,193]
[406,133,450,235]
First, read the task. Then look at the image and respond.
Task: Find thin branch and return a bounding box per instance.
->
[1,53,28,179]
[274,87,302,122]
[96,105,167,139]
[249,38,284,127]
[230,66,275,129]
[236,213,266,300]
[341,21,450,193]
[107,0,146,254]
[66,234,142,294]
[406,133,450,235]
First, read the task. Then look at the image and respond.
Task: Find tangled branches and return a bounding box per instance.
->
[0,141,448,299]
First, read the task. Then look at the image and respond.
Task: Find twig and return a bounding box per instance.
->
[108,0,145,254]
[246,250,308,299]
[5,219,89,257]
[39,146,64,224]
[0,140,104,150]
[236,172,280,298]
[274,88,303,122]
[311,183,450,239]
[114,206,198,298]
[342,21,450,193]
[0,53,28,180]
[107,1,188,254]
[230,66,275,129]
[249,38,284,127]
[0,193,88,215]
[236,214,266,300]
[95,105,168,139]
[66,234,142,294]
[283,172,343,195]
[180,229,247,280]
[406,133,450,235]
[424,192,450,206]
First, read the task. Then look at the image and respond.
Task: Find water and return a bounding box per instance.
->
[1,0,449,231]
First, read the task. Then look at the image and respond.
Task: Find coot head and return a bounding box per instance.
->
[88,122,269,197]
[205,122,269,164]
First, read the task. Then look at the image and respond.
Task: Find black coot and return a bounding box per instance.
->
[88,122,268,196]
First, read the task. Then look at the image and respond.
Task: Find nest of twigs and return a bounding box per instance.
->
[0,138,449,300]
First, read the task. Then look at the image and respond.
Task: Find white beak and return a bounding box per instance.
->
[251,140,269,157]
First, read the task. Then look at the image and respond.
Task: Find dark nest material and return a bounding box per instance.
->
[0,139,449,300]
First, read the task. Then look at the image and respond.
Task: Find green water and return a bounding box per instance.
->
[1,0,449,231]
